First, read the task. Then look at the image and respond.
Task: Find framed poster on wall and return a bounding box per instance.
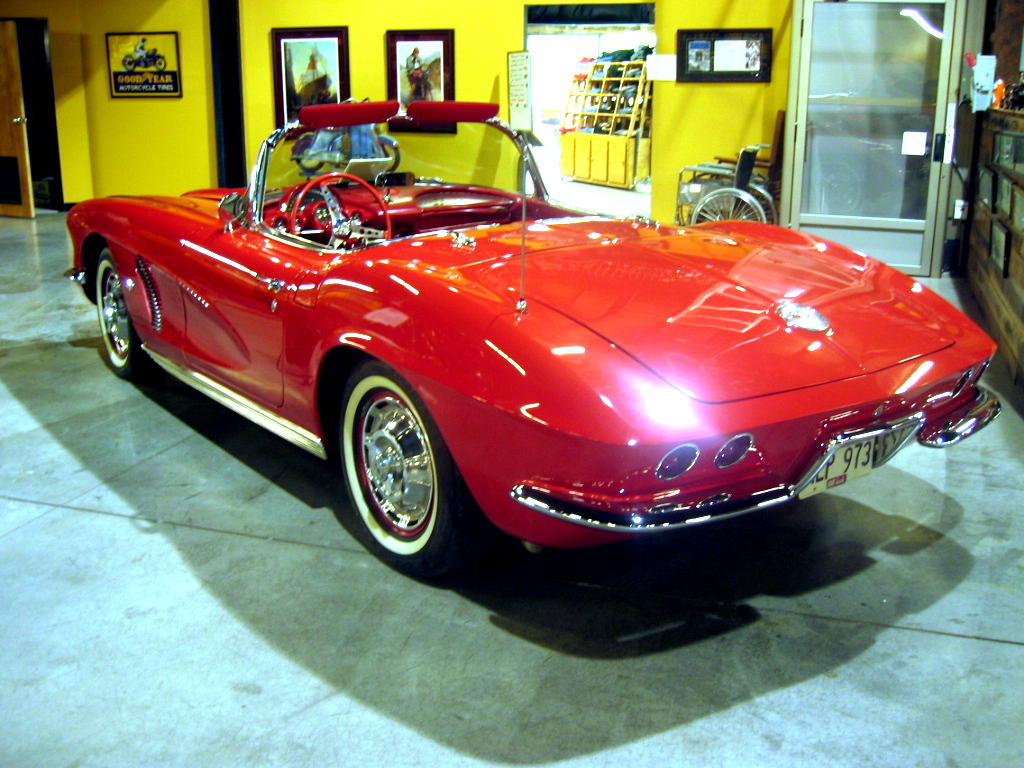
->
[676,28,772,83]
[385,29,455,132]
[106,32,181,97]
[271,27,350,125]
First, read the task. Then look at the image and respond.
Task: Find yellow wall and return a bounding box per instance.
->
[239,0,529,165]
[651,0,792,222]
[1,0,791,218]
[0,0,216,199]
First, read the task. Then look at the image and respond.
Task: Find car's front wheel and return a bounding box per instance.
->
[95,249,151,380]
[340,361,482,578]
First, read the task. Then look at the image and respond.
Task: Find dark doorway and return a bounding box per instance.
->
[3,17,63,209]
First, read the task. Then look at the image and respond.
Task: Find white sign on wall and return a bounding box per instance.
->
[508,51,531,132]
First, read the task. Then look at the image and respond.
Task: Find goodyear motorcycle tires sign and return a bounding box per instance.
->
[106,32,182,97]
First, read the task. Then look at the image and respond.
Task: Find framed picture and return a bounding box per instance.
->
[385,30,455,132]
[991,220,1011,278]
[977,167,994,209]
[271,27,350,125]
[1013,186,1024,233]
[997,173,1014,217]
[992,132,1014,171]
[106,32,181,97]
[676,29,772,83]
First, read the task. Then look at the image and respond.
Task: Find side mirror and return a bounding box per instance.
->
[218,191,248,231]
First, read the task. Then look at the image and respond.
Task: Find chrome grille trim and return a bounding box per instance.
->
[135,257,162,332]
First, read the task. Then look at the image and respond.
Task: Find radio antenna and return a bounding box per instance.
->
[517,156,528,314]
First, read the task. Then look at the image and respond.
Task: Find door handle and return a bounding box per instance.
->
[256,276,286,293]
[11,116,26,124]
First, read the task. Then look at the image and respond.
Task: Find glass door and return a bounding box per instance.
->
[787,0,956,275]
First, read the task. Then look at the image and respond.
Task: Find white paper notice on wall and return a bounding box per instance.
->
[507,51,531,132]
[901,131,928,156]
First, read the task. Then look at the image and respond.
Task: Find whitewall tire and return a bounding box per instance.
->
[340,361,483,577]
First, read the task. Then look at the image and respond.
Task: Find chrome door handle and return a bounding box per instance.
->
[256,276,286,293]
[11,116,26,124]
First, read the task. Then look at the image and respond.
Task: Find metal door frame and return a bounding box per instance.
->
[782,0,970,276]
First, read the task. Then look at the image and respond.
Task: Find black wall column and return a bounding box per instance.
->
[208,0,247,188]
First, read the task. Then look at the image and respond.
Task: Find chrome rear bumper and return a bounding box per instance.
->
[512,387,1002,533]
[917,387,1001,447]
[512,483,792,533]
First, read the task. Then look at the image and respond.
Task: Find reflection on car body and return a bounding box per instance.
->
[65,100,1001,578]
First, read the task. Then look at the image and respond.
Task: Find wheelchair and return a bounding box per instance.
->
[676,144,778,225]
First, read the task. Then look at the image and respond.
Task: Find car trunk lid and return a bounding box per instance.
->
[468,220,955,403]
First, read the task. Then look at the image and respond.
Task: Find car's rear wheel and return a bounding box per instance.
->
[340,361,481,578]
[95,249,151,380]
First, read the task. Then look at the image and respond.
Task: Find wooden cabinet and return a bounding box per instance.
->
[967,109,1024,392]
[559,59,652,189]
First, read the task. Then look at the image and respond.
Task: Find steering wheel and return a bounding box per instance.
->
[286,171,393,246]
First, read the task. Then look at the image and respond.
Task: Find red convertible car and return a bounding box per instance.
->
[66,100,1001,577]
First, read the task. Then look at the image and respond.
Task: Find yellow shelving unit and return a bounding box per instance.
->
[559,59,652,189]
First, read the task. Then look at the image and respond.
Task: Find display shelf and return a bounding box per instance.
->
[559,59,652,189]
[967,109,1024,392]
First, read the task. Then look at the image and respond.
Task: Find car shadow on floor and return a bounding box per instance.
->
[1,336,976,764]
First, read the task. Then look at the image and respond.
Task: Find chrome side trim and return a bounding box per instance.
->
[512,413,930,533]
[917,387,1001,447]
[144,346,327,459]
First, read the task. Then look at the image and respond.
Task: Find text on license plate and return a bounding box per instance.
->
[798,424,917,500]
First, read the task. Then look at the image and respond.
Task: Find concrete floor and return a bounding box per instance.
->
[2,211,1022,768]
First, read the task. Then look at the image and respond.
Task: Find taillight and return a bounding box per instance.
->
[655,444,700,480]
[714,434,754,469]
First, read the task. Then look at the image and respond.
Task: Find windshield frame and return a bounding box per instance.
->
[240,103,549,252]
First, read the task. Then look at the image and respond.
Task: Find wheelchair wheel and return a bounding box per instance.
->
[748,182,777,224]
[689,187,766,225]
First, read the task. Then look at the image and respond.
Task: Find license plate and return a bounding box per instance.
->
[798,422,919,499]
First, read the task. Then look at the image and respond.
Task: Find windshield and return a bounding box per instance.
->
[264,120,529,201]
[247,103,578,251]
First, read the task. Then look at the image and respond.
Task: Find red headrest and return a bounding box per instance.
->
[297,101,400,128]
[405,101,500,123]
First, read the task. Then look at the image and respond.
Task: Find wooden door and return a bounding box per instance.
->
[0,21,34,218]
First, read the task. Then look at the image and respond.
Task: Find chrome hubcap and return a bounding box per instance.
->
[359,394,434,535]
[100,267,130,361]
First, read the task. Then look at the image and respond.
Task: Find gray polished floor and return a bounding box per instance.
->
[2,212,1022,768]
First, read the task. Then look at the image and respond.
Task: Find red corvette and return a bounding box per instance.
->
[66,100,1001,576]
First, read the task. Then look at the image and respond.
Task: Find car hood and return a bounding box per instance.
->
[468,219,955,403]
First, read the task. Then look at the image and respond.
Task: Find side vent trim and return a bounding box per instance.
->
[135,257,163,332]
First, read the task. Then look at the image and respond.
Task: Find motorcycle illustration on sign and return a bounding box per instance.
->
[121,38,167,71]
[106,31,181,98]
